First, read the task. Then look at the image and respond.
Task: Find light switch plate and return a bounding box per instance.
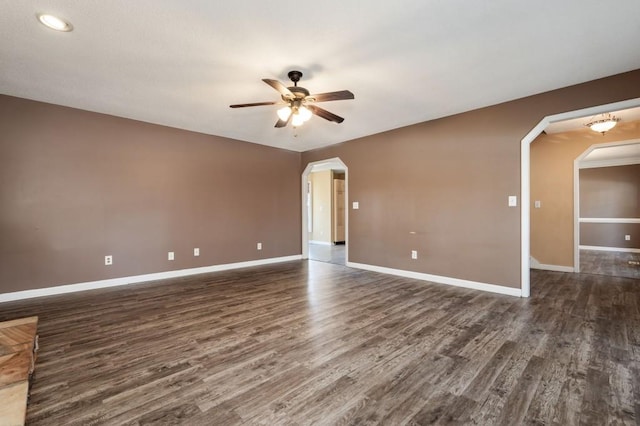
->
[534,200,541,208]
[508,196,517,207]
[352,201,359,209]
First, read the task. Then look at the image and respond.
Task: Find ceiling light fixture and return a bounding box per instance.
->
[278,104,313,128]
[277,106,292,121]
[586,113,620,135]
[37,14,73,32]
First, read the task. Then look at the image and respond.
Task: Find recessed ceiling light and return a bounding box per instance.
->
[37,14,73,32]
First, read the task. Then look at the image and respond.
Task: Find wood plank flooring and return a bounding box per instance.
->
[580,249,640,280]
[0,261,638,425]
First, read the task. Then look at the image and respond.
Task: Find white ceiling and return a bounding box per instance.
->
[581,143,640,166]
[2,1,640,152]
[545,107,640,134]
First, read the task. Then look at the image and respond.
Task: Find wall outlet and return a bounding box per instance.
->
[257,242,262,250]
[534,200,541,208]
[625,235,631,241]
[411,250,418,259]
[168,251,175,261]
[508,196,517,207]
[194,248,200,256]
[352,201,359,210]
[105,255,113,266]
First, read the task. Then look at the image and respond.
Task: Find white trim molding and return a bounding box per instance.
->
[579,156,640,169]
[346,262,522,297]
[579,217,640,224]
[530,264,575,273]
[529,256,575,273]
[580,245,640,253]
[0,255,302,303]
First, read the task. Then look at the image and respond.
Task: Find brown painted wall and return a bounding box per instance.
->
[531,123,640,267]
[579,164,640,249]
[580,223,640,249]
[580,165,640,217]
[302,70,640,288]
[0,95,301,294]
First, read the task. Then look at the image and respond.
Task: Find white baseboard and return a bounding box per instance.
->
[530,255,574,273]
[580,245,640,253]
[0,255,302,303]
[530,264,575,273]
[309,240,332,246]
[346,262,522,297]
[530,255,540,267]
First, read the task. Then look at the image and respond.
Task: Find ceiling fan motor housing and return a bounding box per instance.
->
[285,86,310,100]
[287,70,303,84]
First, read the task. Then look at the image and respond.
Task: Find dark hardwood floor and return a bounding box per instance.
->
[580,249,640,280]
[0,261,638,425]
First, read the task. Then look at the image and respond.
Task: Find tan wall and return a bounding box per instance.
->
[531,122,640,267]
[309,170,332,244]
[0,95,302,294]
[302,70,640,288]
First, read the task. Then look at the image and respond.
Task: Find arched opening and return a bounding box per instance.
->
[301,157,349,264]
[521,98,640,297]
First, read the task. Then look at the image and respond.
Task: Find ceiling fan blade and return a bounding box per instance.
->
[230,101,278,108]
[308,90,354,102]
[263,79,294,99]
[307,105,345,123]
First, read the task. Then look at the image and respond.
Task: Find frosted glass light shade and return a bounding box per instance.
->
[277,106,292,121]
[587,113,620,134]
[298,106,312,122]
[589,120,617,133]
[291,113,305,127]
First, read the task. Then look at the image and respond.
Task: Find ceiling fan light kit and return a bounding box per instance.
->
[230,70,354,128]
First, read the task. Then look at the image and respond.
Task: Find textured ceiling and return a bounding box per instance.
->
[2,1,640,152]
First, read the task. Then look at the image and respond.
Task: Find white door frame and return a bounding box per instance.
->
[301,158,348,261]
[520,98,640,297]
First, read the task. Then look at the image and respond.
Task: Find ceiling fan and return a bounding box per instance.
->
[230,70,354,128]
